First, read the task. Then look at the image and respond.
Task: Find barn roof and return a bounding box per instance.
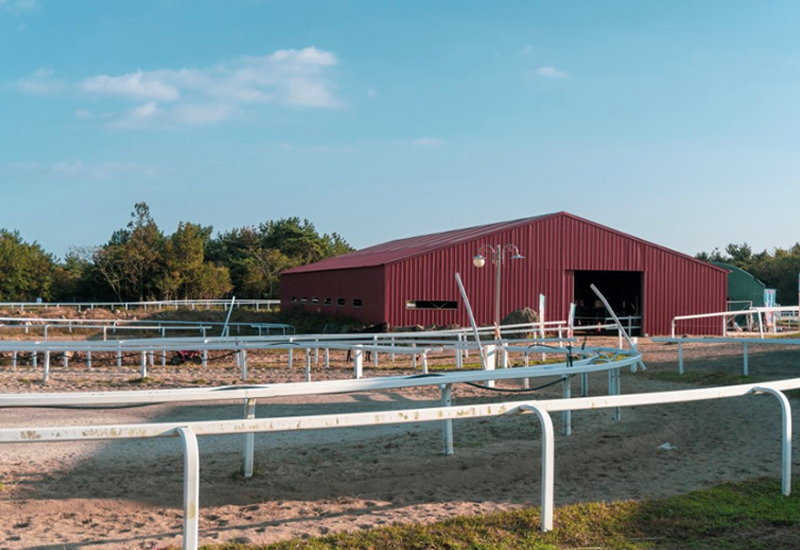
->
[284,211,725,274]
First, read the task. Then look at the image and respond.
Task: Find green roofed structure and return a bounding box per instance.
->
[711,262,766,309]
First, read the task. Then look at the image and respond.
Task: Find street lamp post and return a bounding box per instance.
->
[472,244,525,338]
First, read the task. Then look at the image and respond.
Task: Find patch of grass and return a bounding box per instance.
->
[644,370,766,387]
[192,478,800,550]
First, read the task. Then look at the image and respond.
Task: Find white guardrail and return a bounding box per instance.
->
[0,299,279,311]
[1,357,795,549]
[652,336,800,376]
[672,306,800,338]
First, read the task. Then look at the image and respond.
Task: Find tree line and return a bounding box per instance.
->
[697,243,800,305]
[0,202,353,302]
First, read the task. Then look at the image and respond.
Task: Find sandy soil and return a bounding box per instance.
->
[0,339,799,549]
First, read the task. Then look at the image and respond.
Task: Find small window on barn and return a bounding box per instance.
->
[406,300,458,310]
[337,297,346,307]
[323,297,331,306]
[311,297,319,304]
[352,298,363,308]
[301,296,307,304]
[291,296,297,303]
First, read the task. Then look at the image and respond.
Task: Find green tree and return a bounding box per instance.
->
[50,246,96,301]
[93,202,165,301]
[0,230,55,301]
[160,222,232,299]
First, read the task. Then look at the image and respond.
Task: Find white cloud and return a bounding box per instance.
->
[14,68,65,94]
[0,0,40,15]
[366,88,377,99]
[412,137,444,147]
[12,46,342,128]
[4,160,159,178]
[172,103,232,125]
[536,66,567,78]
[82,71,181,101]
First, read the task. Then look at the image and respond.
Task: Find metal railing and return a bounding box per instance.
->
[0,299,279,312]
[0,362,794,549]
[671,306,800,338]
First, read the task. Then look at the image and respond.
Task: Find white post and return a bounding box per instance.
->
[484,344,496,388]
[373,335,379,367]
[324,348,330,369]
[305,349,312,382]
[422,351,428,374]
[441,384,453,455]
[240,349,248,381]
[42,351,50,383]
[455,334,463,369]
[743,343,749,376]
[177,427,200,550]
[520,404,555,532]
[87,351,92,370]
[678,343,684,375]
[241,398,256,478]
[561,375,571,436]
[353,346,363,379]
[140,351,147,378]
[753,387,793,495]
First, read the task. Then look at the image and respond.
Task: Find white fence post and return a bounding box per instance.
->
[752,387,793,495]
[441,384,453,455]
[177,427,200,550]
[242,398,257,478]
[520,404,555,532]
[42,351,50,383]
[353,346,363,379]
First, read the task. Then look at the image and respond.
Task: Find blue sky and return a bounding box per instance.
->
[2,0,800,259]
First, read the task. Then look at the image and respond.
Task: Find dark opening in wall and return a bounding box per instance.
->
[406,300,458,310]
[353,298,363,308]
[337,298,346,307]
[323,297,331,306]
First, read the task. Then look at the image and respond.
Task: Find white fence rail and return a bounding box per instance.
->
[672,306,800,338]
[0,299,279,312]
[652,336,800,376]
[1,368,794,549]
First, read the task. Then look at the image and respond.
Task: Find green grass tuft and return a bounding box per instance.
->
[191,478,800,550]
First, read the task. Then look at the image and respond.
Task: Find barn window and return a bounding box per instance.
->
[311,297,319,304]
[301,297,307,303]
[291,296,297,303]
[323,297,331,306]
[352,298,363,308]
[337,298,346,307]
[406,300,458,310]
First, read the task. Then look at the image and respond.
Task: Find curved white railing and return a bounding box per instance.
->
[0,368,794,549]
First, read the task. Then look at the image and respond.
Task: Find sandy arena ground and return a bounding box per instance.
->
[0,339,798,549]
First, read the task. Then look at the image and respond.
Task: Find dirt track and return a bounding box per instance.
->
[0,339,798,549]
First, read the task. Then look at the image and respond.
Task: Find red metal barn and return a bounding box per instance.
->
[280,212,727,336]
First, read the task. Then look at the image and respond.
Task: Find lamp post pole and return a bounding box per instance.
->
[473,244,525,337]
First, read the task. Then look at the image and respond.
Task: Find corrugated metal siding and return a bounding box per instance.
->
[384,214,725,335]
[280,267,386,325]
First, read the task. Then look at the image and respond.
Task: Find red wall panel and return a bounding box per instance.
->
[280,266,386,325]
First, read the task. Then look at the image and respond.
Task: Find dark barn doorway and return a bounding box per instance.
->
[573,270,643,335]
